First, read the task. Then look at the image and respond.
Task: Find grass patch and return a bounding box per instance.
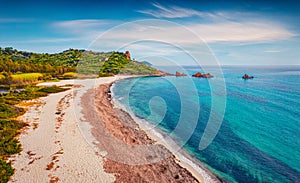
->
[37,85,68,93]
[11,73,43,85]
[120,61,158,75]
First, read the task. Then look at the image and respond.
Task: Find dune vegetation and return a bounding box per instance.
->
[62,72,77,79]
[11,73,43,84]
[0,85,68,182]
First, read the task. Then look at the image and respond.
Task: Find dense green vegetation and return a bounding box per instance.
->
[0,47,80,75]
[99,52,131,76]
[0,85,68,183]
[0,47,159,83]
[0,159,14,183]
[120,61,158,75]
[0,47,82,85]
[77,51,109,75]
[99,52,158,76]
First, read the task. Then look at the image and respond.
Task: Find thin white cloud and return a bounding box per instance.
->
[137,2,215,19]
[50,19,295,55]
[264,49,285,53]
[86,21,295,44]
[190,22,295,43]
[53,19,116,29]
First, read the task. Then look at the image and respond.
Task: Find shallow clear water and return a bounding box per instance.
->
[113,66,300,183]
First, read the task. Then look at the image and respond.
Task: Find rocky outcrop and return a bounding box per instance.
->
[152,70,174,76]
[125,51,131,60]
[242,74,254,79]
[175,71,187,77]
[192,72,202,77]
[192,72,213,78]
[202,73,213,78]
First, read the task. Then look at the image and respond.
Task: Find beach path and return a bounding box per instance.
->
[9,78,119,183]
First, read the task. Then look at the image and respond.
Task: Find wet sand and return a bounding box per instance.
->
[81,82,220,183]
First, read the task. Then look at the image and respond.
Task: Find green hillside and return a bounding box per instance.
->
[99,52,158,76]
[0,48,159,84]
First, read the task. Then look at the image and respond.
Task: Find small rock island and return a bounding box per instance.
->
[242,74,254,79]
[175,71,187,76]
[192,72,213,78]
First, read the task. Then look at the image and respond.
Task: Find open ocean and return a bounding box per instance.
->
[112,66,300,183]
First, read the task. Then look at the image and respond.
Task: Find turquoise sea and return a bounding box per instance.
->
[113,66,300,182]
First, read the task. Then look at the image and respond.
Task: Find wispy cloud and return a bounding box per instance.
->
[49,18,295,57]
[190,21,295,43]
[86,20,294,44]
[53,19,117,29]
[137,2,215,19]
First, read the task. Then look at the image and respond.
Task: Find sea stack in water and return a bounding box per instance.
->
[192,72,213,78]
[242,74,254,79]
[175,71,187,76]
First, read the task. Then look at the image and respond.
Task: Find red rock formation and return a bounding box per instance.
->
[175,71,187,76]
[202,73,213,78]
[192,72,213,78]
[192,72,202,77]
[242,74,254,79]
[125,51,131,60]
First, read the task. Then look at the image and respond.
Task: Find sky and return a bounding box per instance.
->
[0,0,300,65]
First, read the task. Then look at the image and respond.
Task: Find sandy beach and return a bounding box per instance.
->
[9,76,220,183]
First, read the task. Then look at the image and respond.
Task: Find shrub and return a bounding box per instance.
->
[0,160,14,183]
[37,85,68,93]
[62,72,77,79]
[0,104,24,119]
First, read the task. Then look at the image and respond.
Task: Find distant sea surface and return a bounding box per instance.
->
[113,66,300,183]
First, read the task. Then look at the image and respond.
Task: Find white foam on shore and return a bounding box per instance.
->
[111,81,220,183]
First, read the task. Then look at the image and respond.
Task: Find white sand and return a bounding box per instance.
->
[10,76,218,183]
[9,77,125,183]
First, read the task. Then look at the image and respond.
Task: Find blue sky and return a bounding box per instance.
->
[0,0,300,65]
